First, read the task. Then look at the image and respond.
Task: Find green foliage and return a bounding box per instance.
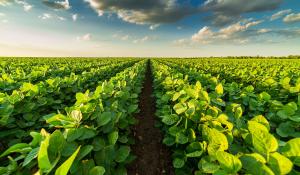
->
[152,59,300,175]
[0,59,146,175]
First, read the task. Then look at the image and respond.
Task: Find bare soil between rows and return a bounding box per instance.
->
[127,60,174,175]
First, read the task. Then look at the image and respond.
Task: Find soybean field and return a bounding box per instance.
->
[0,57,300,175]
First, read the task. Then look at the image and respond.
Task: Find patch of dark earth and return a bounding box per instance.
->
[127,60,174,175]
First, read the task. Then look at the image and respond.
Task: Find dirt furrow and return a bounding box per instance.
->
[127,60,174,175]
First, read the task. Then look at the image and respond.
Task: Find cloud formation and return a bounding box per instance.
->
[72,14,78,21]
[174,20,300,47]
[38,13,66,21]
[76,33,92,41]
[283,13,300,23]
[133,36,151,44]
[84,0,198,25]
[270,9,292,21]
[202,0,283,26]
[190,19,263,44]
[15,0,33,12]
[0,0,13,6]
[39,13,52,20]
[42,0,70,10]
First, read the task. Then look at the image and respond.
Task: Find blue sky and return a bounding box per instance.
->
[0,0,299,57]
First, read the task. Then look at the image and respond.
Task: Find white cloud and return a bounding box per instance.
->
[38,13,67,21]
[57,16,66,21]
[270,9,292,21]
[177,19,264,45]
[191,26,214,44]
[133,36,150,44]
[15,0,33,12]
[173,38,188,46]
[257,28,271,34]
[72,14,78,21]
[149,24,159,30]
[2,19,8,23]
[84,0,103,16]
[76,33,92,41]
[0,13,5,17]
[39,13,52,20]
[283,13,300,23]
[121,35,130,41]
[23,4,32,11]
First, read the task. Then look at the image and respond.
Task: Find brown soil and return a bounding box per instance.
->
[127,60,174,175]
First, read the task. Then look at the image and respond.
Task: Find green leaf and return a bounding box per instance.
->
[289,114,300,122]
[29,132,43,147]
[203,126,228,155]
[198,157,220,174]
[55,146,81,175]
[38,135,52,172]
[186,142,204,158]
[78,127,96,140]
[188,128,196,142]
[172,92,182,101]
[89,166,105,175]
[216,151,242,173]
[215,83,223,95]
[97,112,112,126]
[281,138,300,166]
[163,136,175,146]
[62,142,78,157]
[259,92,271,101]
[0,143,31,158]
[280,77,291,89]
[251,115,270,131]
[278,102,298,119]
[76,145,93,161]
[76,92,89,103]
[276,122,295,138]
[173,102,187,115]
[173,158,185,168]
[66,128,84,142]
[268,152,293,175]
[115,146,130,163]
[23,147,39,167]
[175,132,189,144]
[248,120,269,134]
[162,114,179,125]
[49,130,66,156]
[240,153,274,175]
[108,131,119,145]
[185,88,199,99]
[92,137,106,151]
[199,90,210,102]
[277,110,289,119]
[128,104,138,113]
[250,131,278,158]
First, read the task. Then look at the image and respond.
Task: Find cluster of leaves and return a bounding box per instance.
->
[164,60,300,141]
[152,60,300,175]
[0,58,129,93]
[0,59,146,174]
[0,61,137,148]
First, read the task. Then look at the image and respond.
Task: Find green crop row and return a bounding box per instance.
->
[0,60,146,175]
[152,59,300,175]
[0,61,137,150]
[0,59,133,93]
